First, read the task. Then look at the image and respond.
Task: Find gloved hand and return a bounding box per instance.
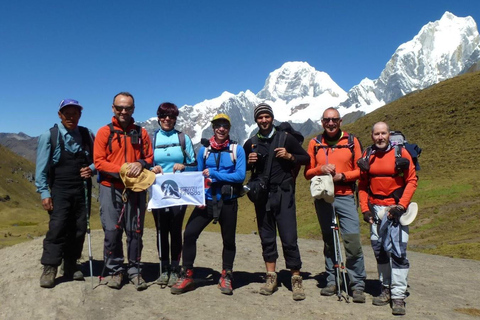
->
[362,211,374,224]
[388,206,405,220]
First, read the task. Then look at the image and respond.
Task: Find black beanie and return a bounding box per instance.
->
[254,103,274,120]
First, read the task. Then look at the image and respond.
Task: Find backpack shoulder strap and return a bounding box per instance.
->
[78,126,93,163]
[278,130,288,149]
[107,123,119,154]
[394,144,402,158]
[49,124,61,153]
[134,125,145,158]
[177,131,187,164]
[229,141,238,164]
[313,134,322,158]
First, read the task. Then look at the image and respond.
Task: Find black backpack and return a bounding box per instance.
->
[250,122,304,180]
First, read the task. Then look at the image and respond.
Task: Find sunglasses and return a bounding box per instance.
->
[322,117,340,123]
[114,105,134,112]
[213,123,231,129]
[159,114,177,120]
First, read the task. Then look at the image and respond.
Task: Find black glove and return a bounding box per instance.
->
[362,211,373,223]
[389,206,405,220]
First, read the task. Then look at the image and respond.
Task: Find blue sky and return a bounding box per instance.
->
[1,0,479,136]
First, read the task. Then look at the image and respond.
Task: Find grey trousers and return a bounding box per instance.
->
[315,195,366,291]
[99,184,146,278]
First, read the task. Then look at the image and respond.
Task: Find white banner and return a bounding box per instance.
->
[147,171,205,209]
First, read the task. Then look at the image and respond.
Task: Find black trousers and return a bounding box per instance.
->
[254,182,302,270]
[41,184,87,266]
[152,205,187,266]
[182,199,238,271]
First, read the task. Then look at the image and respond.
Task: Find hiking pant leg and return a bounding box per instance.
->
[99,185,125,274]
[334,195,366,291]
[125,191,146,278]
[391,225,409,299]
[182,205,212,269]
[274,186,302,270]
[64,185,87,263]
[315,199,336,286]
[370,205,392,287]
[152,207,171,266]
[219,199,238,270]
[169,205,187,264]
[254,202,279,263]
[41,187,71,266]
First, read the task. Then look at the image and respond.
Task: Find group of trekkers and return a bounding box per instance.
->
[35,93,417,316]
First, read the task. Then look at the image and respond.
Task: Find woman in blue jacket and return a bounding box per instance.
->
[151,102,196,287]
[171,113,246,295]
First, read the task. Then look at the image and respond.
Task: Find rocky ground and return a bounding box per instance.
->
[0,229,479,320]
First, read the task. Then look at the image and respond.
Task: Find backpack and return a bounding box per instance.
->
[388,131,422,171]
[154,130,188,164]
[313,133,358,167]
[201,138,238,167]
[107,123,144,158]
[49,124,93,163]
[49,124,94,186]
[250,122,304,180]
[312,132,360,205]
[357,130,422,176]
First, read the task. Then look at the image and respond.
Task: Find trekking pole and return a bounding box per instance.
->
[156,209,162,282]
[133,192,142,285]
[84,180,94,289]
[331,208,350,302]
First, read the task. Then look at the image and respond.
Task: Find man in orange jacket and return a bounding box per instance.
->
[304,107,367,303]
[94,92,153,290]
[358,121,417,315]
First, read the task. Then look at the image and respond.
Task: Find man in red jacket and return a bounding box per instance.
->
[358,121,418,316]
[304,107,366,303]
[94,92,153,290]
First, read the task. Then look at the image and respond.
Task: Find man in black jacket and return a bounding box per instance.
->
[243,103,310,301]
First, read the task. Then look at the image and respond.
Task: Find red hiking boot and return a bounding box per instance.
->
[170,268,194,294]
[218,269,233,295]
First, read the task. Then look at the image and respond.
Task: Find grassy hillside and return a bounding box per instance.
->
[1,71,479,261]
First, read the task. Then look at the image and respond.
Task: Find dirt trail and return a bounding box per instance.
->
[0,229,479,320]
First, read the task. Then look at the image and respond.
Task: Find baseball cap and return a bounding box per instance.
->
[59,99,83,111]
[211,113,231,124]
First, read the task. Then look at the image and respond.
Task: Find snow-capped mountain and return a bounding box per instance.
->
[138,12,480,147]
[340,11,480,112]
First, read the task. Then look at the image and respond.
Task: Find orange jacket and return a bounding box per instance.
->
[358,146,417,211]
[94,117,153,188]
[304,132,362,196]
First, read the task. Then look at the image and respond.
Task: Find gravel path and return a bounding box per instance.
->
[0,229,479,319]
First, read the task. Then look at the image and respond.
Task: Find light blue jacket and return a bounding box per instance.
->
[35,123,95,199]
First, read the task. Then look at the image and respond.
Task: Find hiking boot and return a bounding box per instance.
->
[218,269,233,295]
[107,273,123,289]
[291,275,306,301]
[168,266,180,287]
[131,274,148,291]
[320,284,336,296]
[392,299,406,315]
[63,260,84,281]
[155,266,170,286]
[171,269,195,294]
[352,290,366,303]
[259,272,278,295]
[372,286,391,306]
[40,265,57,288]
